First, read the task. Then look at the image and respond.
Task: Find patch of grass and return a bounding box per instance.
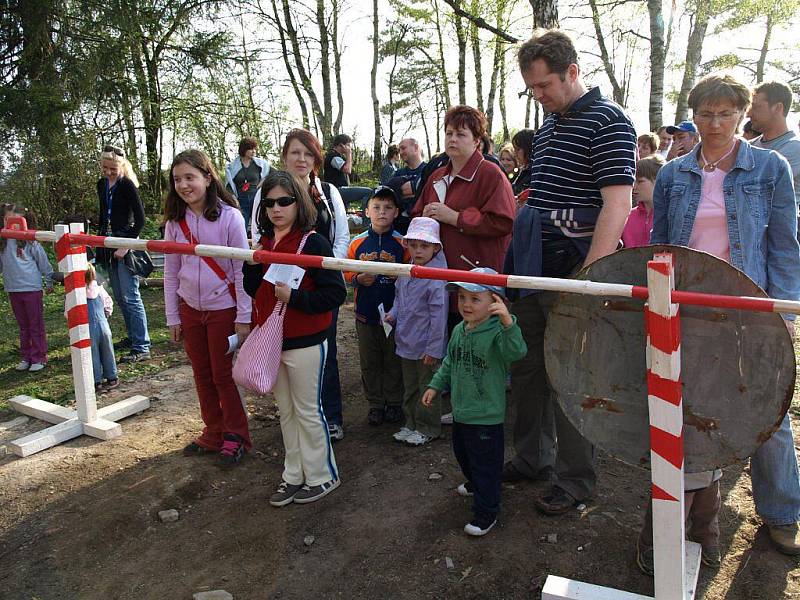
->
[0,282,181,418]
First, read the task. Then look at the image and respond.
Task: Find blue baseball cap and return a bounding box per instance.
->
[665,121,698,135]
[446,267,506,297]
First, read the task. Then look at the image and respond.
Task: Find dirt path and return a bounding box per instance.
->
[1,305,798,599]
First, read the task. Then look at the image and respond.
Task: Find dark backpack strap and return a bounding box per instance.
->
[178,218,236,301]
[320,182,337,244]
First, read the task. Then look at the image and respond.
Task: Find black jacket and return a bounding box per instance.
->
[96,177,145,238]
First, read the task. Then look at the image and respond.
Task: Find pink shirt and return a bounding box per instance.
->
[688,168,730,263]
[621,203,654,248]
[163,203,252,327]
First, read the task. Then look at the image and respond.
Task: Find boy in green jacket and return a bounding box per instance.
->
[422,267,527,536]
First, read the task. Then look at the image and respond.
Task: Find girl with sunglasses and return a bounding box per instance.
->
[163,149,252,467]
[243,171,346,507]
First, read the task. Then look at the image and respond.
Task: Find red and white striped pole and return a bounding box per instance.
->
[645,253,700,598]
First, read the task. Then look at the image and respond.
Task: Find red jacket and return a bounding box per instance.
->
[412,149,515,273]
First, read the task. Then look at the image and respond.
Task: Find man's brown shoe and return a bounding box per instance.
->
[769,523,800,555]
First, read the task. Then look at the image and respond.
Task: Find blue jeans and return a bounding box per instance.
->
[452,422,504,520]
[239,193,255,232]
[321,307,343,426]
[88,297,117,383]
[751,413,800,525]
[109,258,150,353]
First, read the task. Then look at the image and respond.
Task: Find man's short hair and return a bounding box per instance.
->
[517,29,578,77]
[332,134,352,147]
[656,126,669,135]
[754,81,794,117]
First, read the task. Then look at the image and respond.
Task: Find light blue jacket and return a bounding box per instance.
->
[224,156,270,197]
[650,141,800,318]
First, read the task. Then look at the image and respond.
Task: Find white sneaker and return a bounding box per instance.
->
[328,423,344,442]
[405,431,434,446]
[28,363,45,372]
[464,517,497,537]
[393,427,413,442]
[15,361,31,371]
[457,482,474,497]
[440,412,454,425]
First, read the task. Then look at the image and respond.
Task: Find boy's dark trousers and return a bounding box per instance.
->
[452,422,504,520]
[356,321,403,410]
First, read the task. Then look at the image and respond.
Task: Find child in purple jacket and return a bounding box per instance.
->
[385,217,448,445]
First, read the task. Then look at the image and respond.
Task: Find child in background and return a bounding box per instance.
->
[422,268,527,536]
[83,264,118,391]
[344,186,408,426]
[1,204,55,372]
[622,155,665,248]
[163,150,252,468]
[384,217,448,446]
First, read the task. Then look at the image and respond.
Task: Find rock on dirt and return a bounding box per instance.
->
[304,535,315,546]
[157,509,179,523]
[428,472,443,481]
[193,591,233,600]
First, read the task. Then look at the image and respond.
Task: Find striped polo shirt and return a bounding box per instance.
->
[527,86,636,251]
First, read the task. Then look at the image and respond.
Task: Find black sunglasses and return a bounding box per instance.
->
[103,145,124,157]
[263,196,297,208]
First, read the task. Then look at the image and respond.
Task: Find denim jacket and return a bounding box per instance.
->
[651,141,800,318]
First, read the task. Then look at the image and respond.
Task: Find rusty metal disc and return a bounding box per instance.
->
[545,244,795,472]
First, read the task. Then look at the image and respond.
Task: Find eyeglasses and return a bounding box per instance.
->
[263,196,297,208]
[103,145,124,157]
[694,111,740,124]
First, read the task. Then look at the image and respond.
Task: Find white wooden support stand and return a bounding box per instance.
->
[7,223,149,457]
[542,253,701,600]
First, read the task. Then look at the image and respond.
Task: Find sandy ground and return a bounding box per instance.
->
[1,304,799,599]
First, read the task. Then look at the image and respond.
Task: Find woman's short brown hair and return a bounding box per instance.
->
[637,133,659,155]
[688,73,751,112]
[443,105,488,141]
[256,171,318,237]
[636,155,666,182]
[238,137,258,157]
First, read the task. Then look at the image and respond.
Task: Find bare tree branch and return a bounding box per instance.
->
[441,0,519,43]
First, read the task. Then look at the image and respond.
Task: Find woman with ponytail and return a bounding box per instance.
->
[96,144,151,362]
[251,129,349,441]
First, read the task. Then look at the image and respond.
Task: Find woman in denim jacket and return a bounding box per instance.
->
[651,73,800,558]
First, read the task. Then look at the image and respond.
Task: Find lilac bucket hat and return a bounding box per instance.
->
[404,217,442,246]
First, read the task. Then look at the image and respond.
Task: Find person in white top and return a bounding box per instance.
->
[251,129,350,441]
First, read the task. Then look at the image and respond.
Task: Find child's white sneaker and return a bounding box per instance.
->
[393,427,413,442]
[28,363,45,372]
[464,516,497,537]
[15,361,30,371]
[440,412,454,425]
[405,431,435,446]
[457,482,474,497]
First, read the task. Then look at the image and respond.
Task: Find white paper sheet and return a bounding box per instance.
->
[378,303,392,338]
[264,263,306,289]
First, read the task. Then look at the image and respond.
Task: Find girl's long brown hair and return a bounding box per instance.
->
[163,150,237,223]
[255,171,318,238]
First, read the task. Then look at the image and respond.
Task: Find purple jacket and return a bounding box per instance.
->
[387,250,448,360]
[164,203,251,327]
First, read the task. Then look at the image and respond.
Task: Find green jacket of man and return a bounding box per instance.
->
[428,315,527,425]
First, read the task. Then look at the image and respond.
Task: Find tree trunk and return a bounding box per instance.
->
[282,0,329,143]
[332,0,344,133]
[453,1,467,105]
[588,0,624,105]
[316,0,333,141]
[370,0,382,172]
[142,45,163,200]
[240,17,261,140]
[271,0,309,129]
[499,51,510,141]
[433,0,452,108]
[529,0,559,28]
[524,96,532,128]
[756,13,773,83]
[647,0,666,130]
[469,0,483,111]
[674,4,709,123]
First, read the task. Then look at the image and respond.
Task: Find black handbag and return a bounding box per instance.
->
[124,249,155,278]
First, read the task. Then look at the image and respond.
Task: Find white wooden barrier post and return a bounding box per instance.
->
[542,253,701,600]
[8,223,150,457]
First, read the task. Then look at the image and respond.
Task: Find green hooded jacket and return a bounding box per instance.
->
[428,315,527,425]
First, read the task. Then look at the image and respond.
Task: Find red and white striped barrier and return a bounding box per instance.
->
[1,218,794,599]
[4,219,149,457]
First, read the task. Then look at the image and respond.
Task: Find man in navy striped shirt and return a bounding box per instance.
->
[504,29,637,515]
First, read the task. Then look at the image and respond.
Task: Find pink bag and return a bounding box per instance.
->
[232,232,311,394]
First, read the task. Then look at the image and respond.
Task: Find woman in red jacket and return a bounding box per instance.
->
[412,105,516,332]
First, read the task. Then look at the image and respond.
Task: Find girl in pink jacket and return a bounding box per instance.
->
[163,150,252,467]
